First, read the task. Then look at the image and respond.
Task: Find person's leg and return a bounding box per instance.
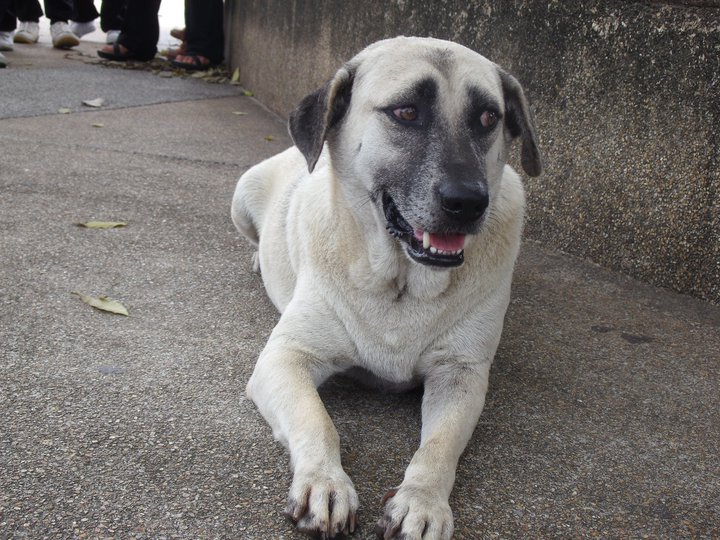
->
[183,0,223,64]
[0,1,15,53]
[72,0,98,23]
[99,0,159,61]
[43,0,72,23]
[44,0,79,48]
[0,1,16,32]
[12,0,40,43]
[117,0,160,58]
[14,0,43,22]
[99,0,124,33]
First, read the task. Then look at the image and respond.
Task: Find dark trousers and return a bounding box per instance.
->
[185,0,223,64]
[0,0,13,31]
[11,0,72,24]
[99,0,124,31]
[117,0,160,60]
[72,0,124,31]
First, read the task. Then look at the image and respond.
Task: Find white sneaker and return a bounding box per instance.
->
[50,21,80,49]
[106,29,120,44]
[70,20,96,38]
[0,31,13,51]
[14,21,39,44]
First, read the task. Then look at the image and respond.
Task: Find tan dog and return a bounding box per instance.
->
[231,36,541,539]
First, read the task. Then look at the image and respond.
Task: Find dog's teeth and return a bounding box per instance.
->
[423,230,430,250]
[430,247,437,254]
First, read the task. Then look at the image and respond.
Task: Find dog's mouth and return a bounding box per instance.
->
[382,193,465,268]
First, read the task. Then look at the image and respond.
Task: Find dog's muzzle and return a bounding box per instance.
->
[382,193,466,268]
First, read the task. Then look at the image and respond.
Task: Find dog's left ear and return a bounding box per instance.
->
[289,65,355,173]
[498,69,543,177]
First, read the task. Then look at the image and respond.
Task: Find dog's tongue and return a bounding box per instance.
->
[414,230,466,251]
[431,233,466,251]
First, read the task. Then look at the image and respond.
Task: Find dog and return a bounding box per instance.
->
[231,36,541,539]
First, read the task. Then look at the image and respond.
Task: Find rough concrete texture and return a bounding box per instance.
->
[2,41,720,539]
[225,0,720,305]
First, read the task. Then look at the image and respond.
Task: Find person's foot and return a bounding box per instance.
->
[165,42,187,60]
[170,28,185,41]
[0,31,14,51]
[105,29,120,44]
[171,53,214,71]
[97,42,155,62]
[0,51,7,68]
[70,20,96,38]
[50,21,80,49]
[13,21,39,44]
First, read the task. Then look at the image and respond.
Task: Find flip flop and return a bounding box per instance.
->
[97,42,154,62]
[170,54,215,71]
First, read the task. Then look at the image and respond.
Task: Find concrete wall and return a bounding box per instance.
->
[225,0,720,304]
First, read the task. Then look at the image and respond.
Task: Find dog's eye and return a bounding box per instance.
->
[392,106,418,123]
[480,110,498,129]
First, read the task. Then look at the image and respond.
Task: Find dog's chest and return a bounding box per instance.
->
[329,273,469,382]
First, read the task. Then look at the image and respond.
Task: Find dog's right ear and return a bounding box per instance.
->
[288,66,354,173]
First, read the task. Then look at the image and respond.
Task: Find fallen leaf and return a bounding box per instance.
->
[57,108,71,114]
[76,221,127,229]
[92,123,105,128]
[232,111,248,116]
[191,70,207,78]
[231,67,240,83]
[72,292,129,316]
[83,98,104,108]
[264,135,275,142]
[243,90,254,97]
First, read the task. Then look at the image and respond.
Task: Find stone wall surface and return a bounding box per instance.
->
[225,0,720,304]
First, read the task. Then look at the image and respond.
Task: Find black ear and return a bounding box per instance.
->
[288,66,354,173]
[498,69,543,177]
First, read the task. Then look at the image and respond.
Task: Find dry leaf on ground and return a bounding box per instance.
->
[72,292,129,316]
[76,221,127,229]
[231,67,240,83]
[57,108,71,114]
[83,98,105,107]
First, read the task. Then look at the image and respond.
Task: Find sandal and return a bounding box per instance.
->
[170,54,215,71]
[97,42,154,62]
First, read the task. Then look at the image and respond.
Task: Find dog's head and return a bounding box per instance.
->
[289,37,541,269]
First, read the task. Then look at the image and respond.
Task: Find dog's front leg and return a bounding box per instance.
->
[376,360,491,540]
[247,336,359,538]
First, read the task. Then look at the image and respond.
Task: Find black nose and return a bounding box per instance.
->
[438,182,489,224]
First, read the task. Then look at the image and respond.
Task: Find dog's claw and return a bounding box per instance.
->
[381,488,398,506]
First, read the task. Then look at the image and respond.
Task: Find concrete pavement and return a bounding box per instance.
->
[1,41,719,539]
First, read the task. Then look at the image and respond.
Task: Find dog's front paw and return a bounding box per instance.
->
[286,467,359,538]
[375,485,453,540]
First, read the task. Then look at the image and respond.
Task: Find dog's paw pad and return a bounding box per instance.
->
[375,485,453,540]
